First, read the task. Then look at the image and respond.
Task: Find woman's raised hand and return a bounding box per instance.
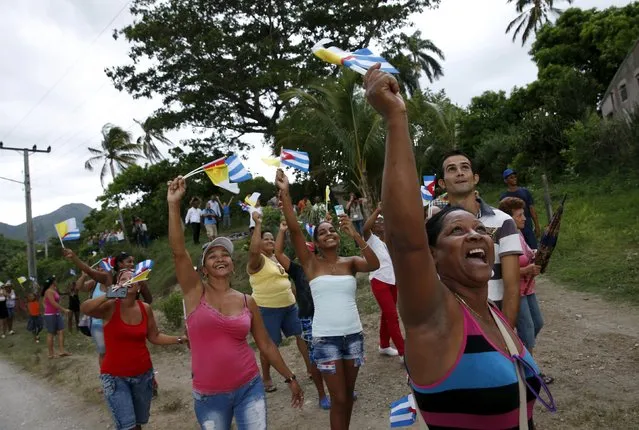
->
[275,169,290,192]
[167,176,187,203]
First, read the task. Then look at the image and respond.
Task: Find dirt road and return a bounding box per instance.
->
[0,359,109,429]
[3,277,639,429]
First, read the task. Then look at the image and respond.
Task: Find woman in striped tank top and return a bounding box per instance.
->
[364,65,554,429]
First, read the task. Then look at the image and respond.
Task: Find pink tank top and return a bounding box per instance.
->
[44,289,60,315]
[187,293,259,394]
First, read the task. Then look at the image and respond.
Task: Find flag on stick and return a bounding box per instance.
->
[389,394,417,428]
[54,218,81,246]
[134,260,154,276]
[312,39,399,75]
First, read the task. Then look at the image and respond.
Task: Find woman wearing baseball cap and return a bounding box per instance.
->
[167,176,303,430]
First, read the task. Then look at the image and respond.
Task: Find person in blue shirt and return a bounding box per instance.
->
[500,169,541,249]
[221,197,233,230]
[202,201,218,241]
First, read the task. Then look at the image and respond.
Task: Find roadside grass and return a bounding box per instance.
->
[478,174,639,304]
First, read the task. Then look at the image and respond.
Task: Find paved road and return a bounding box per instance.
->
[0,359,109,429]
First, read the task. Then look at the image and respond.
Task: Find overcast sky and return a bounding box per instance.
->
[0,0,631,225]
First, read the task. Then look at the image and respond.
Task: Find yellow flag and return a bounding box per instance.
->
[122,270,151,286]
[55,220,69,239]
[261,157,281,167]
[17,276,27,285]
[204,164,229,185]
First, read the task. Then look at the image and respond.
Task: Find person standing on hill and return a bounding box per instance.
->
[346,193,365,236]
[438,151,522,327]
[362,204,405,360]
[221,196,234,230]
[202,201,219,241]
[500,169,541,250]
[4,282,16,335]
[185,198,204,244]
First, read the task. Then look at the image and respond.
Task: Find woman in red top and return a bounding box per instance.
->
[81,269,188,430]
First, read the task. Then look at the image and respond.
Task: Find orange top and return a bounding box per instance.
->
[28,301,41,316]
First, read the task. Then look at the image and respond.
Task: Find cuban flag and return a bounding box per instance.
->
[422,175,436,201]
[99,257,114,272]
[305,223,315,238]
[390,394,417,428]
[238,201,250,212]
[225,154,253,183]
[281,149,310,173]
[344,48,399,74]
[134,259,154,276]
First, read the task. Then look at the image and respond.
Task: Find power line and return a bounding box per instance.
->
[0,0,131,141]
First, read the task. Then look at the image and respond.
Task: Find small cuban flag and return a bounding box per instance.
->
[238,201,250,213]
[99,257,114,272]
[423,175,436,201]
[225,154,253,183]
[305,223,315,238]
[390,394,417,428]
[281,149,310,173]
[134,260,154,276]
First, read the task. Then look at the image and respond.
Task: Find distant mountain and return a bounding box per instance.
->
[0,203,93,243]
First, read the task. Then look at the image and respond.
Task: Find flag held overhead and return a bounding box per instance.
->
[55,218,81,244]
[312,39,399,75]
[281,149,310,173]
[225,154,253,183]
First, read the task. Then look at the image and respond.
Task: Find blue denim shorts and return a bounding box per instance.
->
[7,307,15,319]
[101,369,154,430]
[312,331,365,374]
[258,304,302,346]
[44,314,65,334]
[193,375,266,430]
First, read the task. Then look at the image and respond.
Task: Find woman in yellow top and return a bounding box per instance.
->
[248,210,312,392]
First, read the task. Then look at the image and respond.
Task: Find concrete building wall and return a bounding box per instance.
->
[601,40,639,119]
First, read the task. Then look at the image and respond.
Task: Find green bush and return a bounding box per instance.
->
[261,206,282,234]
[160,291,185,329]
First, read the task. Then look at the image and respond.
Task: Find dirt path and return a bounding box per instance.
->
[0,359,109,429]
[3,277,639,429]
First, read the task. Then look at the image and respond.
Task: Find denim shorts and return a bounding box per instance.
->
[312,331,365,374]
[7,307,15,319]
[91,323,106,355]
[101,369,154,430]
[258,304,302,346]
[44,314,65,334]
[193,375,266,430]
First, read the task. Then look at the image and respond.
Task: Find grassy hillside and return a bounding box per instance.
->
[478,175,639,303]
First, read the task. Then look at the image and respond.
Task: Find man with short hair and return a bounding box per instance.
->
[438,150,522,326]
[500,169,541,250]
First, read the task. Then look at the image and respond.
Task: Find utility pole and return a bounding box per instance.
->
[0,142,51,281]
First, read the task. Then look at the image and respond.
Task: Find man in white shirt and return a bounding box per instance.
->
[185,198,203,244]
[362,203,405,360]
[207,195,222,219]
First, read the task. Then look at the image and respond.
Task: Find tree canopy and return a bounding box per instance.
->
[107,0,441,148]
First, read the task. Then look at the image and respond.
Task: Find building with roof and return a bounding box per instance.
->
[601,38,639,119]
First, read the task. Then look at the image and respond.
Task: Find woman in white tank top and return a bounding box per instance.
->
[277,169,379,430]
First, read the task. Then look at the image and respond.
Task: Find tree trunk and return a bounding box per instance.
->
[358,169,375,218]
[109,162,128,243]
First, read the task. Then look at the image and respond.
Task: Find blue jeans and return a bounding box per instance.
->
[193,375,266,430]
[258,304,302,346]
[517,294,544,350]
[101,369,154,430]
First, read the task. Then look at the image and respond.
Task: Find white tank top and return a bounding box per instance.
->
[310,275,362,337]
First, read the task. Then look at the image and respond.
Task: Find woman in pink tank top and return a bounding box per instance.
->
[168,177,303,430]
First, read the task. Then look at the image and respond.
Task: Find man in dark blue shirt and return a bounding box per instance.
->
[500,169,541,249]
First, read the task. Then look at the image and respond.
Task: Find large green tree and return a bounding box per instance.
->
[531,4,639,99]
[107,0,440,147]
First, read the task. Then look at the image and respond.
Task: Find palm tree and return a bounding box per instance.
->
[506,0,574,46]
[277,71,385,210]
[134,118,173,163]
[85,124,144,240]
[384,31,445,97]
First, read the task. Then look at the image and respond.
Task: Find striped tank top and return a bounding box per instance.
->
[410,304,541,430]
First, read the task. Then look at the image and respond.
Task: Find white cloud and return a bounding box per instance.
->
[0,0,632,225]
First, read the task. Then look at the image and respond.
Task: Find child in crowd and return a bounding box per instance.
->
[26,293,43,343]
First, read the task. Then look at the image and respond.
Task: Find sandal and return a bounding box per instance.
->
[540,373,554,385]
[264,381,277,393]
[58,352,72,357]
[48,354,58,359]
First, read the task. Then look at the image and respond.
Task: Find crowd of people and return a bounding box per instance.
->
[1,66,557,430]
